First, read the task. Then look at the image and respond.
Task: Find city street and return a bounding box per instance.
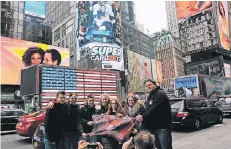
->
[1,116,231,149]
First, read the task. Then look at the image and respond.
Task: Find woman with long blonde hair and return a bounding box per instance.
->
[106,98,123,117]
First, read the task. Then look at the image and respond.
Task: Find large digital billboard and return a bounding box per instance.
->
[217,1,230,51]
[25,1,45,18]
[176,1,212,19]
[127,50,152,92]
[0,37,70,85]
[76,1,124,71]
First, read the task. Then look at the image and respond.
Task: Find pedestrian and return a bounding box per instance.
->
[81,94,97,134]
[62,93,86,149]
[123,95,145,135]
[44,91,66,149]
[106,98,123,117]
[102,98,124,149]
[123,95,145,118]
[97,93,111,115]
[136,79,172,149]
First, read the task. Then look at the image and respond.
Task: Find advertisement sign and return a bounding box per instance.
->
[41,67,119,109]
[224,63,231,78]
[217,1,230,51]
[156,60,163,84]
[77,1,124,71]
[175,76,197,89]
[127,50,152,92]
[25,1,45,18]
[0,37,70,85]
[176,1,212,19]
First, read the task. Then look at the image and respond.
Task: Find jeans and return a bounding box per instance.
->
[149,129,172,149]
[63,132,79,149]
[44,138,63,149]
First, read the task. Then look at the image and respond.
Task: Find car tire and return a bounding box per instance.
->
[194,118,201,130]
[217,114,223,124]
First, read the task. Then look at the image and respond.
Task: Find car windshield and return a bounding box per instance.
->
[169,100,184,109]
[1,111,25,116]
[219,97,231,103]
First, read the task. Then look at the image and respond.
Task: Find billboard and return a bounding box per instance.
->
[127,50,152,92]
[175,76,197,89]
[25,1,45,18]
[176,1,212,19]
[217,1,230,51]
[0,37,70,85]
[76,1,124,71]
[156,60,163,84]
[224,63,231,78]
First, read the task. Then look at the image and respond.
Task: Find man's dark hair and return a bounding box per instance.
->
[45,49,62,65]
[69,92,78,98]
[144,79,157,86]
[22,47,45,67]
[134,131,155,149]
[87,94,94,99]
[56,91,66,98]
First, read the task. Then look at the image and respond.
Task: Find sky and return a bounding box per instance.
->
[134,0,167,34]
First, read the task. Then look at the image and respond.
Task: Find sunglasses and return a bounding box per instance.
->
[71,97,77,99]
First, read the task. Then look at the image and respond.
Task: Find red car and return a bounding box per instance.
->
[16,111,45,137]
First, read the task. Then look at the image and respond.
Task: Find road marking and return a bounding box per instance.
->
[214,124,223,127]
[0,130,16,134]
[1,137,30,142]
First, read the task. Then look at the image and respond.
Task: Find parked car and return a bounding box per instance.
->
[1,108,27,131]
[215,95,231,115]
[170,98,223,130]
[16,110,45,137]
[32,123,45,149]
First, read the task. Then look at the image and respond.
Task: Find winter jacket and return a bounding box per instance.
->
[44,103,66,142]
[63,104,84,134]
[142,86,172,130]
[96,105,108,115]
[80,104,96,133]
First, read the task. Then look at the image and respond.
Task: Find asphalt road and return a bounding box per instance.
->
[1,116,231,149]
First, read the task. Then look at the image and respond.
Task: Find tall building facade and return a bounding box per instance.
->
[178,1,231,78]
[45,1,136,66]
[165,1,179,38]
[152,30,185,91]
[1,1,25,39]
[121,1,135,26]
[1,1,52,44]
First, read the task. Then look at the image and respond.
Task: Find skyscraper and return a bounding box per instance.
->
[165,1,179,38]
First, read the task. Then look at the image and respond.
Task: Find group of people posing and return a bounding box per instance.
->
[44,79,173,149]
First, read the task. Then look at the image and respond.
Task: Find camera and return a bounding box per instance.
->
[87,142,98,149]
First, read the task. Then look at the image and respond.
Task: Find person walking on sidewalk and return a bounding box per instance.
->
[136,79,172,149]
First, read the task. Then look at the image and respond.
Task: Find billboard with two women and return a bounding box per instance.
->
[76,1,124,71]
[217,1,230,51]
[0,37,69,85]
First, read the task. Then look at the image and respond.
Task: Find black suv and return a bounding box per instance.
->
[170,98,223,130]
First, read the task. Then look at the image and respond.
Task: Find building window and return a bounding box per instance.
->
[66,37,69,48]
[54,28,60,42]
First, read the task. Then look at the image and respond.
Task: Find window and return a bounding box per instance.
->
[54,28,60,42]
[66,37,69,48]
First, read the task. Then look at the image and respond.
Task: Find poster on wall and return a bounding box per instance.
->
[0,37,70,85]
[156,60,163,84]
[127,50,152,92]
[25,1,45,18]
[217,1,230,51]
[176,1,212,20]
[76,1,124,71]
[224,63,231,78]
